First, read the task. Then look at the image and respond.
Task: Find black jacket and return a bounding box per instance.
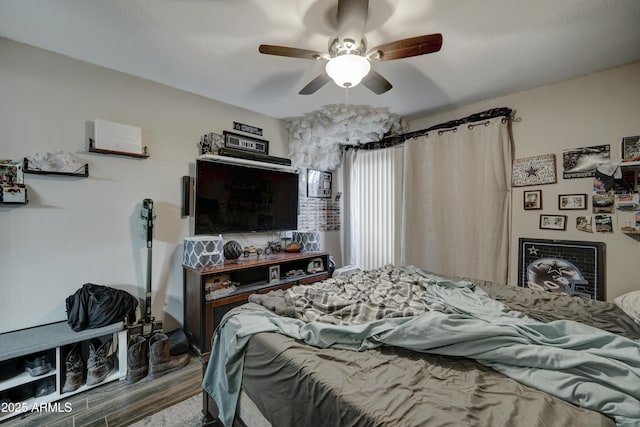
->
[66,283,138,331]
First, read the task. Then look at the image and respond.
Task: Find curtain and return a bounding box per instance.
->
[400,117,512,283]
[342,145,404,270]
[341,148,358,267]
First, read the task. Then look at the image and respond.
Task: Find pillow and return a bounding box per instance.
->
[614,290,640,324]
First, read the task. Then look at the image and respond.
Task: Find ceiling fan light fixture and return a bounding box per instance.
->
[325,54,371,88]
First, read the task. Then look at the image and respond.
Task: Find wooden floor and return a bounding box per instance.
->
[1,356,203,427]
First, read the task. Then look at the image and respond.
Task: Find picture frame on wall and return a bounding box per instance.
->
[307,169,332,198]
[540,214,567,231]
[523,190,542,210]
[558,194,587,210]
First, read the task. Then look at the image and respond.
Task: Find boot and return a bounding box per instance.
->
[62,345,84,393]
[86,338,114,386]
[148,333,189,379]
[124,335,148,384]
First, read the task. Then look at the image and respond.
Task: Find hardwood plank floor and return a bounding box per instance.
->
[2,356,203,427]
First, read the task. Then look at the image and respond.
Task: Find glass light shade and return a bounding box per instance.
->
[325,54,371,88]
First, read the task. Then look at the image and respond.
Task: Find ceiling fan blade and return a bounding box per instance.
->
[368,33,443,61]
[259,44,326,60]
[299,73,332,95]
[361,69,392,95]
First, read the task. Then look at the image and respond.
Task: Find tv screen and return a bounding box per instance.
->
[195,159,299,234]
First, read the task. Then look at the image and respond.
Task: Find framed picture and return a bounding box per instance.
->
[621,135,640,161]
[523,190,542,210]
[517,238,606,300]
[539,214,567,231]
[307,169,332,198]
[512,154,557,187]
[558,193,587,210]
[268,265,280,283]
[223,130,269,155]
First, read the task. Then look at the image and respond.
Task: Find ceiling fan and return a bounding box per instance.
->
[258,0,442,95]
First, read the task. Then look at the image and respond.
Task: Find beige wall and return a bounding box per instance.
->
[0,38,292,333]
[410,61,640,301]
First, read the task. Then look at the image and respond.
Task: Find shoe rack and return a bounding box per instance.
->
[0,321,127,421]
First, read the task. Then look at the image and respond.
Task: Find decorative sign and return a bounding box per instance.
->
[562,144,610,179]
[512,154,557,187]
[223,131,269,155]
[517,238,605,301]
[233,121,263,136]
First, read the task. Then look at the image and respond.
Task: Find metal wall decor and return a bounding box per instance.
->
[517,238,605,300]
[233,121,263,136]
[512,154,557,187]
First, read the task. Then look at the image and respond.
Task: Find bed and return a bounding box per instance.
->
[202,265,640,427]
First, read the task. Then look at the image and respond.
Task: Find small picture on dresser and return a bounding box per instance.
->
[269,265,280,283]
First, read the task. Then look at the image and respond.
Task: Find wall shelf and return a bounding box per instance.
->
[23,158,89,177]
[88,139,149,158]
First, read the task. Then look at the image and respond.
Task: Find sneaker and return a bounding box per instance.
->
[24,354,52,377]
[35,377,56,397]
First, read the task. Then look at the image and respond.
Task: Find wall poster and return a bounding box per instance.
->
[562,145,610,179]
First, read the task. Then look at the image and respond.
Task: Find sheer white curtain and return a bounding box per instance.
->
[342,145,404,270]
[400,117,511,283]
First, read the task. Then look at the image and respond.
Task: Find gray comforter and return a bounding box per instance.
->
[203,265,640,427]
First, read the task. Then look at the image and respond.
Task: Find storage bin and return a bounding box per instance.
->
[183,235,224,269]
[293,231,320,253]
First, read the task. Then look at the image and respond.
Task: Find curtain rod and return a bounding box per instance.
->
[353,107,513,151]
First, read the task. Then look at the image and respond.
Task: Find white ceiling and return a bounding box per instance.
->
[1,0,639,120]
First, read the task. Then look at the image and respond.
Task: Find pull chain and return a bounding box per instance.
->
[344,88,350,143]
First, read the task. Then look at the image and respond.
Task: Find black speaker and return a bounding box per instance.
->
[217,147,292,166]
[181,176,191,217]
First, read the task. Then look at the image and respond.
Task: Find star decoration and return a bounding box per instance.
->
[544,260,566,277]
[525,163,540,178]
[527,246,539,256]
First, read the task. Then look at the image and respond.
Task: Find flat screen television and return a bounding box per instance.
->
[195,159,299,234]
